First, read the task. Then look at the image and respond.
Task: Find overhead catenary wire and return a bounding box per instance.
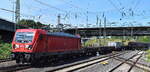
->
[57,0,120,15]
[57,0,92,14]
[107,0,134,20]
[29,0,121,22]
[107,0,123,14]
[21,0,116,26]
[133,0,141,10]
[57,0,84,10]
[0,8,36,19]
[116,0,122,7]
[32,0,72,24]
[26,0,100,22]
[4,0,148,27]
[33,0,67,13]
[9,0,15,22]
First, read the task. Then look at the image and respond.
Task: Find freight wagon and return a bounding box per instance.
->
[107,42,123,50]
[128,42,150,50]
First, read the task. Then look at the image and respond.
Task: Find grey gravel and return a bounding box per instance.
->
[1,50,148,72]
[75,58,122,72]
[0,61,16,67]
[138,52,150,67]
[75,50,139,72]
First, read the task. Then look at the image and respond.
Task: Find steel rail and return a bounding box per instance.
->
[108,51,140,72]
[48,51,128,72]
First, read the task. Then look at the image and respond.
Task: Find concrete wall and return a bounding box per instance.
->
[0,30,14,42]
[0,19,15,32]
[0,18,15,42]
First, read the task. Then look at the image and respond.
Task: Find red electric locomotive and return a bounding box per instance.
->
[11,29,81,63]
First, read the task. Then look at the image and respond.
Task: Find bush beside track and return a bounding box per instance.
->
[0,41,11,59]
[146,49,150,62]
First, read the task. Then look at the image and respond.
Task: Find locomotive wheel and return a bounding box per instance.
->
[16,59,20,63]
[19,57,24,64]
[31,57,38,65]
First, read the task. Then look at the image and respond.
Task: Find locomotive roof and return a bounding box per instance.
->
[47,32,80,38]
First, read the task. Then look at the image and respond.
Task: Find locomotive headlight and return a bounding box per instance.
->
[13,44,19,49]
[25,45,29,48]
[28,45,32,50]
[15,45,19,48]
[15,44,19,48]
[26,45,32,50]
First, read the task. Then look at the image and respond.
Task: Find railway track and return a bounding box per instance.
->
[0,51,131,72]
[47,51,129,72]
[0,52,122,72]
[127,52,144,72]
[114,53,150,72]
[108,51,144,72]
[0,58,12,63]
[0,64,31,72]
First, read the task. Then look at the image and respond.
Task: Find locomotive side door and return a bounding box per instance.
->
[38,34,47,52]
[44,34,48,52]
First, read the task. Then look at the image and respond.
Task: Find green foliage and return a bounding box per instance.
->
[137,36,150,42]
[84,36,136,47]
[17,19,47,29]
[84,36,150,47]
[146,49,150,62]
[0,41,11,59]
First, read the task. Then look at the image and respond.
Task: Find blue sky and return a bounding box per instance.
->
[0,0,150,27]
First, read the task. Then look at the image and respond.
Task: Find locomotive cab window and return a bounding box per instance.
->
[15,32,35,43]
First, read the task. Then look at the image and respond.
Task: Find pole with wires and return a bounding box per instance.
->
[86,11,89,28]
[15,0,20,23]
[99,19,101,47]
[103,16,107,46]
[15,0,20,30]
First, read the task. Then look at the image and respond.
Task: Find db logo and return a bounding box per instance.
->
[20,45,24,48]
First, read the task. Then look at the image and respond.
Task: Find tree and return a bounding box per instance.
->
[17,19,47,29]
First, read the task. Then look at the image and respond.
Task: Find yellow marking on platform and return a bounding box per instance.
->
[100,61,108,65]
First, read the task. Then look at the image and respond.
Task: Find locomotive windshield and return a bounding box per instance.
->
[15,32,35,43]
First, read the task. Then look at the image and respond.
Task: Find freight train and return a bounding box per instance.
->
[128,42,150,50]
[11,29,114,64]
